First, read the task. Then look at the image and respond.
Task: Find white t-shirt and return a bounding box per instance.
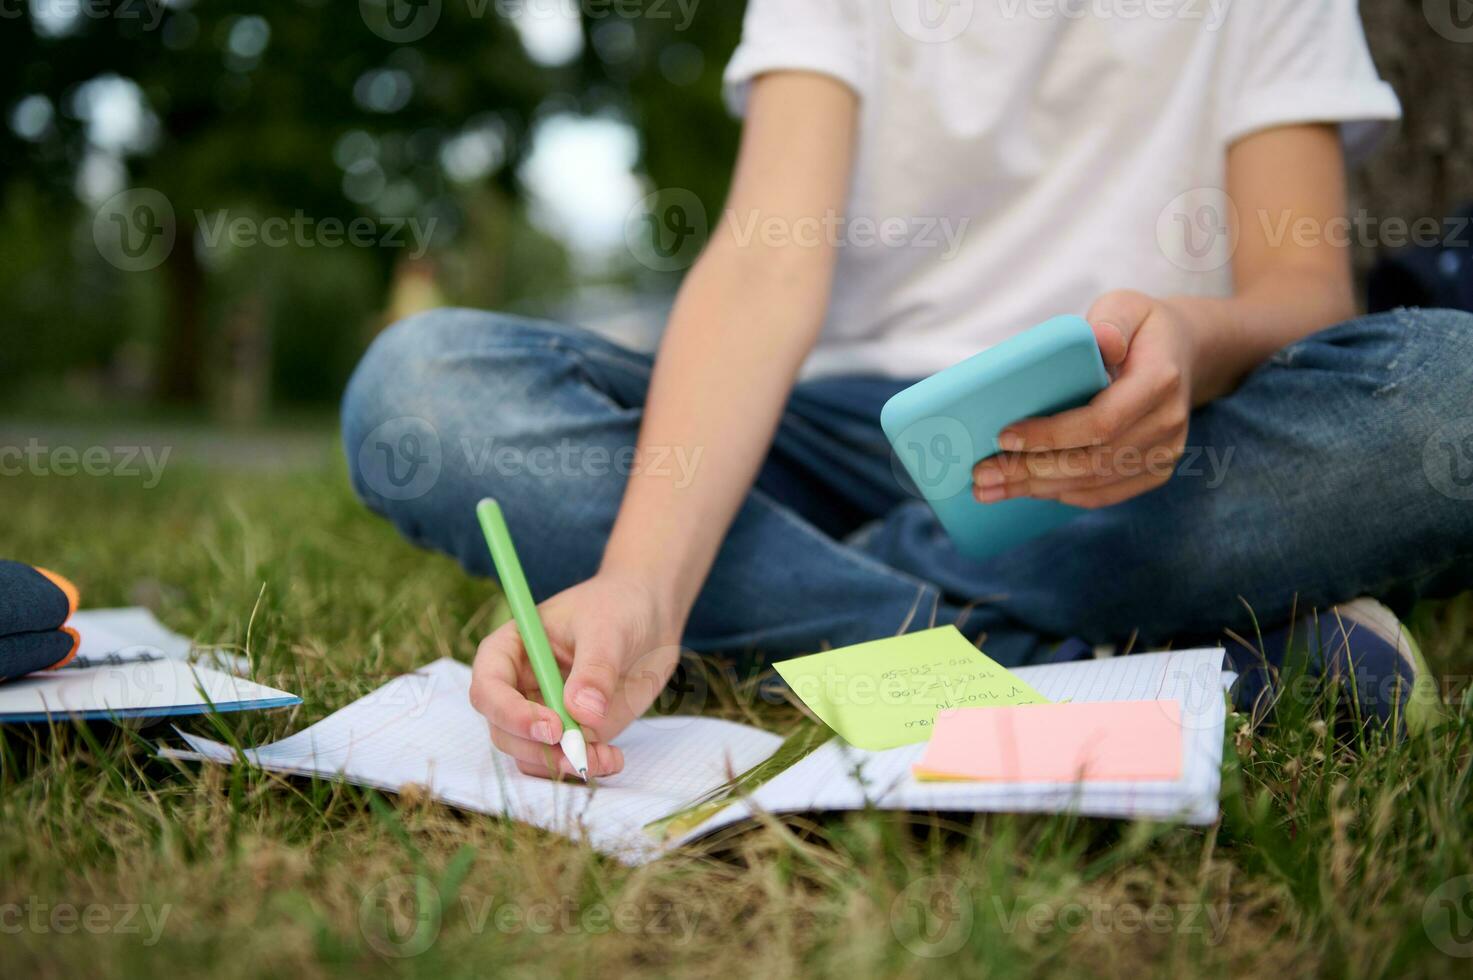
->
[723,0,1401,380]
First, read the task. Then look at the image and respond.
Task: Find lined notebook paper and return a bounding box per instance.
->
[165,659,782,863]
[165,649,1227,863]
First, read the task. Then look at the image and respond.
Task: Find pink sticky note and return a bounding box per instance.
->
[912,700,1183,783]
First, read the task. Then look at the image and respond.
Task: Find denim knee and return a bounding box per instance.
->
[340,308,568,519]
[343,307,565,421]
[343,309,459,437]
[340,307,644,587]
[1331,308,1473,589]
[1276,308,1472,434]
[1391,307,1473,521]
[1378,307,1473,406]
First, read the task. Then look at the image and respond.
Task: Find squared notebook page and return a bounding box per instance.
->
[681,648,1228,843]
[166,658,784,864]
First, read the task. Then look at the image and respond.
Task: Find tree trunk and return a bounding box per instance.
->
[1353,2,1473,279]
[158,216,204,403]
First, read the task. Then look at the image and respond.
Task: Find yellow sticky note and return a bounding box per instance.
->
[772,627,1048,751]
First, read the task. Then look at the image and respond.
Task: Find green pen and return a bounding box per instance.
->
[475,497,590,779]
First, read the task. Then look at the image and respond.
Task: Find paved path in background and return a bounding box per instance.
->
[0,421,338,473]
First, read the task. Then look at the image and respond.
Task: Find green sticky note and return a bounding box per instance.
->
[772,626,1049,751]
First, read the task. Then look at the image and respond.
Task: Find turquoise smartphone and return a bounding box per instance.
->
[881,315,1110,562]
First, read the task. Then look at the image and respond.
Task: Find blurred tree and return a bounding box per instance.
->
[1353,2,1473,283]
[578,0,743,290]
[1,0,566,403]
[589,1,743,213]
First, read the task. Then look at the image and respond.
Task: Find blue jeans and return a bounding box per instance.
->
[341,307,1473,667]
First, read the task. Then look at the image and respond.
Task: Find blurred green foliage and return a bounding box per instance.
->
[0,0,743,413]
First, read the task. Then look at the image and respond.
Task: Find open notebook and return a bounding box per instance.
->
[0,609,298,723]
[165,648,1229,863]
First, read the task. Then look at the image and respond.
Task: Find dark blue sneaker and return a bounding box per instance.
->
[1225,598,1443,734]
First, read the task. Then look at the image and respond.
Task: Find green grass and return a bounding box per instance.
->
[3,438,1473,978]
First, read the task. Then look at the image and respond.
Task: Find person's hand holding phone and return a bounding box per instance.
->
[972,290,1199,508]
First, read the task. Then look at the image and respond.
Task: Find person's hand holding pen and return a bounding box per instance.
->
[471,500,683,780]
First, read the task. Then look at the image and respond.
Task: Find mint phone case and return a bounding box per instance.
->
[881,315,1110,562]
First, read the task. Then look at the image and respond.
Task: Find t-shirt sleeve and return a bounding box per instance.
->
[722,0,868,116]
[1218,0,1401,162]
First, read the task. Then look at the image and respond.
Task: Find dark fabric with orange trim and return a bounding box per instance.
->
[35,567,80,619]
[0,630,75,680]
[0,559,71,635]
[0,560,80,682]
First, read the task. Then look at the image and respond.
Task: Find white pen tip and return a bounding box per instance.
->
[559,729,591,781]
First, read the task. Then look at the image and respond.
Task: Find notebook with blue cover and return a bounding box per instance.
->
[0,608,299,723]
